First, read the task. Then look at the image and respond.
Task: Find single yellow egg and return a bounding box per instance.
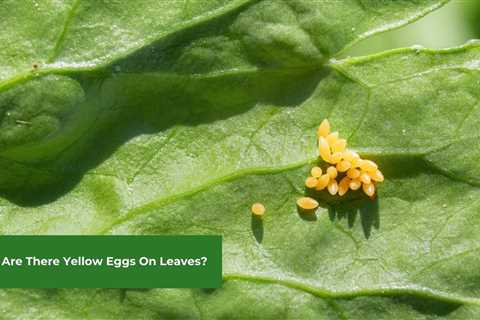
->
[369,169,384,182]
[349,179,361,190]
[327,166,338,179]
[318,136,331,163]
[362,183,375,197]
[353,158,364,168]
[310,166,323,178]
[330,152,343,164]
[332,139,347,153]
[336,160,351,172]
[338,177,351,196]
[305,176,318,188]
[342,150,358,162]
[327,179,338,195]
[316,174,330,190]
[317,119,330,137]
[297,197,319,210]
[347,168,360,179]
[360,171,371,184]
[360,160,378,172]
[251,203,265,216]
[326,132,339,146]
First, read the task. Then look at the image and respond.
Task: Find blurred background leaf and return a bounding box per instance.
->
[343,0,480,57]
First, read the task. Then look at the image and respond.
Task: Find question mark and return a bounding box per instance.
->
[201,257,207,266]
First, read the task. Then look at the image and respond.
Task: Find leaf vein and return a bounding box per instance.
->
[48,0,82,63]
[224,273,480,305]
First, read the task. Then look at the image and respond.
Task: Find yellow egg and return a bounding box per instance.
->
[338,177,351,196]
[336,160,351,172]
[251,203,265,216]
[369,169,384,182]
[305,176,318,188]
[360,171,371,184]
[332,139,347,153]
[310,166,322,178]
[316,174,330,190]
[318,137,331,163]
[342,150,357,162]
[317,119,330,137]
[297,197,319,210]
[362,183,375,197]
[330,152,343,164]
[349,179,361,190]
[327,179,338,195]
[347,168,360,179]
[360,160,378,172]
[326,132,339,146]
[327,166,338,179]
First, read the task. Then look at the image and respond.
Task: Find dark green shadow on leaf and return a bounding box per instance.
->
[297,208,319,222]
[0,0,330,206]
[393,296,461,317]
[250,215,264,243]
[327,196,379,239]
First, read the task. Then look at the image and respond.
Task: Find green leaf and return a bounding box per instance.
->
[4,0,480,319]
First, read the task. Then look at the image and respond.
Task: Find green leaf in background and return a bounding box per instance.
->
[2,0,480,319]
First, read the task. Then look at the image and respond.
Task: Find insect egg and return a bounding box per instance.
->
[330,152,343,164]
[326,132,339,145]
[342,150,356,162]
[338,177,351,196]
[327,179,338,195]
[360,171,371,184]
[318,137,331,163]
[310,166,322,178]
[362,183,375,197]
[316,174,330,190]
[251,203,265,216]
[307,119,383,201]
[351,154,361,166]
[332,139,347,153]
[317,119,330,137]
[305,176,318,188]
[353,158,364,168]
[327,166,337,179]
[351,151,360,158]
[349,179,361,190]
[360,160,378,172]
[297,197,319,210]
[347,168,360,179]
[368,169,384,182]
[336,160,351,172]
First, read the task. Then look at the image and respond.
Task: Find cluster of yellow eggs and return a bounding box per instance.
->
[296,119,383,211]
[251,119,384,216]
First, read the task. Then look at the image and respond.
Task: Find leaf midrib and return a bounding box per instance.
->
[0,0,457,94]
[223,273,480,305]
[0,0,261,91]
[4,41,479,94]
